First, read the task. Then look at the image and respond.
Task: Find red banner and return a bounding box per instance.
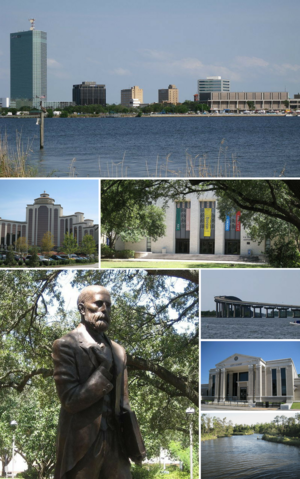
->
[236,211,241,231]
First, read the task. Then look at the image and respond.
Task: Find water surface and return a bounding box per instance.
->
[202,434,300,479]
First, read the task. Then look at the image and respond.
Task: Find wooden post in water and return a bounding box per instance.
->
[40,100,44,149]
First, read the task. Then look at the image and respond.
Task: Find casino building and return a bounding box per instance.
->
[201,353,300,409]
[0,192,98,248]
[114,192,266,259]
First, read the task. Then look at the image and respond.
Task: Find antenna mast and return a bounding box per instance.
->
[29,18,35,30]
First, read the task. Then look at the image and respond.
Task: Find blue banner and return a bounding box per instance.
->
[225,215,230,231]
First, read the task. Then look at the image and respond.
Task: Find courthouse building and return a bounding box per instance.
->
[0,192,98,248]
[114,192,266,259]
[201,353,300,409]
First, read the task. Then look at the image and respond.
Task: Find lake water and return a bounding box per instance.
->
[1,116,300,177]
[201,317,300,339]
[201,434,300,479]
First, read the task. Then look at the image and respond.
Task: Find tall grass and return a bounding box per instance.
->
[0,132,37,177]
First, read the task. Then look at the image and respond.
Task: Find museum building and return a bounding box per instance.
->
[201,353,300,409]
[0,192,98,248]
[114,192,266,258]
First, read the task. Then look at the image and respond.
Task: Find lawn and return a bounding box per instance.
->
[291,403,300,409]
[101,260,269,269]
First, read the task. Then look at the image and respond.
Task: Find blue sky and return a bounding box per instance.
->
[1,0,300,103]
[201,270,300,311]
[201,341,300,383]
[0,179,99,223]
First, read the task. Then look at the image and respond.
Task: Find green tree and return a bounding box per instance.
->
[4,246,16,266]
[62,232,78,256]
[41,232,55,256]
[59,111,69,118]
[283,99,290,109]
[46,109,54,118]
[15,236,29,254]
[28,247,41,267]
[81,234,97,256]
[247,101,255,110]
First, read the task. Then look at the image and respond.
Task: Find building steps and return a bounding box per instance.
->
[137,253,265,262]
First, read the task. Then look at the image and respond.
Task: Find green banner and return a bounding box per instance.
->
[176,208,181,230]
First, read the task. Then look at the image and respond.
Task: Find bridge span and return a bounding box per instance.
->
[214,296,300,318]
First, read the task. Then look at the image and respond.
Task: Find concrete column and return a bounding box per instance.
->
[255,364,262,402]
[208,373,213,397]
[248,365,254,402]
[229,372,233,398]
[214,369,220,402]
[227,304,230,318]
[220,368,226,401]
[286,364,294,403]
[276,367,281,398]
[266,367,272,396]
[233,304,236,318]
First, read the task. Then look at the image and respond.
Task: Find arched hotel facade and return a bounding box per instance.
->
[115,192,266,257]
[201,353,300,409]
[0,192,98,248]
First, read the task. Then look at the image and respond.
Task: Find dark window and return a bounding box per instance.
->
[233,373,238,396]
[212,375,215,396]
[226,373,229,397]
[239,372,248,381]
[281,368,286,396]
[272,369,277,396]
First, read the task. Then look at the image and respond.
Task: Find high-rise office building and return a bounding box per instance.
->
[121,86,143,107]
[72,82,106,106]
[198,76,230,104]
[158,84,179,104]
[10,20,47,108]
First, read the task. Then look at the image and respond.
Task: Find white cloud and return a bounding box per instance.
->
[235,56,269,68]
[110,68,131,76]
[47,58,62,69]
[139,49,172,61]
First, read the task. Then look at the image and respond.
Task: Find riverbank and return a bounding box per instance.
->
[202,431,254,441]
[262,434,300,447]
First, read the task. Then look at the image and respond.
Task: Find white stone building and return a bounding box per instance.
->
[115,192,266,259]
[201,353,300,409]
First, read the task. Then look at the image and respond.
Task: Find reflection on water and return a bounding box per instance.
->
[201,317,300,339]
[201,434,300,478]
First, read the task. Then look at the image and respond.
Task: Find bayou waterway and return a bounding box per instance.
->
[201,316,300,339]
[201,434,300,478]
[1,116,300,177]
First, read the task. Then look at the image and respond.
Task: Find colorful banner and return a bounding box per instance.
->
[236,211,241,232]
[204,208,211,237]
[176,208,181,231]
[225,215,230,231]
[186,208,190,231]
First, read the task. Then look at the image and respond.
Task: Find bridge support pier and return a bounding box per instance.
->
[265,307,275,318]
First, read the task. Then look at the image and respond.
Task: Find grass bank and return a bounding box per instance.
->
[232,430,254,435]
[201,434,232,441]
[291,403,300,409]
[101,260,269,269]
[0,133,37,177]
[262,434,300,447]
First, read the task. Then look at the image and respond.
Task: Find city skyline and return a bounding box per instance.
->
[1,0,300,104]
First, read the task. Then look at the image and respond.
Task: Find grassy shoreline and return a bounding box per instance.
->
[202,431,254,441]
[262,434,300,447]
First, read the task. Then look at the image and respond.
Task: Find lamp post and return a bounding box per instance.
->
[186,408,195,479]
[10,420,17,479]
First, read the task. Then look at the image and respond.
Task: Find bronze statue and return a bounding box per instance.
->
[52,285,145,479]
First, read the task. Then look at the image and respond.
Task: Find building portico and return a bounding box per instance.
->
[203,354,299,408]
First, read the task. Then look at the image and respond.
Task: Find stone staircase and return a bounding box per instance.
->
[134,253,265,263]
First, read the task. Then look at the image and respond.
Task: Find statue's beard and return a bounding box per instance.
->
[84,312,110,332]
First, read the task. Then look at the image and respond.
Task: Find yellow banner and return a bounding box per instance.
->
[204,208,211,237]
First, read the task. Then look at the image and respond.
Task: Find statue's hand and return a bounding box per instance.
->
[90,344,112,371]
[133,456,143,466]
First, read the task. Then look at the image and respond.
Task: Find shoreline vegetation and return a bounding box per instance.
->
[202,431,254,442]
[262,434,300,447]
[1,113,296,118]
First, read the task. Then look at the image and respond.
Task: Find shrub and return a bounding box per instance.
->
[28,248,41,267]
[101,245,115,258]
[267,239,300,268]
[4,247,17,266]
[114,249,135,259]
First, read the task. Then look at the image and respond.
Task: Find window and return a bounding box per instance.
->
[272,369,277,396]
[281,368,286,396]
[239,372,248,381]
[233,373,238,396]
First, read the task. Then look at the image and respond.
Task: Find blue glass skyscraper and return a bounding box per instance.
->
[10,24,47,108]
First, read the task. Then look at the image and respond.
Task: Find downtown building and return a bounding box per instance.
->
[158,84,179,104]
[114,192,266,260]
[121,86,143,107]
[72,82,106,106]
[0,192,98,249]
[205,91,289,112]
[10,20,47,109]
[201,353,300,409]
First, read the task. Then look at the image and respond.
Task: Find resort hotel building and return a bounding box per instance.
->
[0,192,98,249]
[201,353,300,409]
[113,192,267,260]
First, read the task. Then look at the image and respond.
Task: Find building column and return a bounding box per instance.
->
[214,369,220,402]
[276,367,281,398]
[229,372,233,398]
[255,364,262,402]
[220,368,226,401]
[286,364,294,403]
[248,365,254,403]
[208,373,213,397]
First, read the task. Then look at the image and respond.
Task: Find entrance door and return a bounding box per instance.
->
[225,240,240,255]
[240,388,247,400]
[176,239,189,254]
[200,239,215,254]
